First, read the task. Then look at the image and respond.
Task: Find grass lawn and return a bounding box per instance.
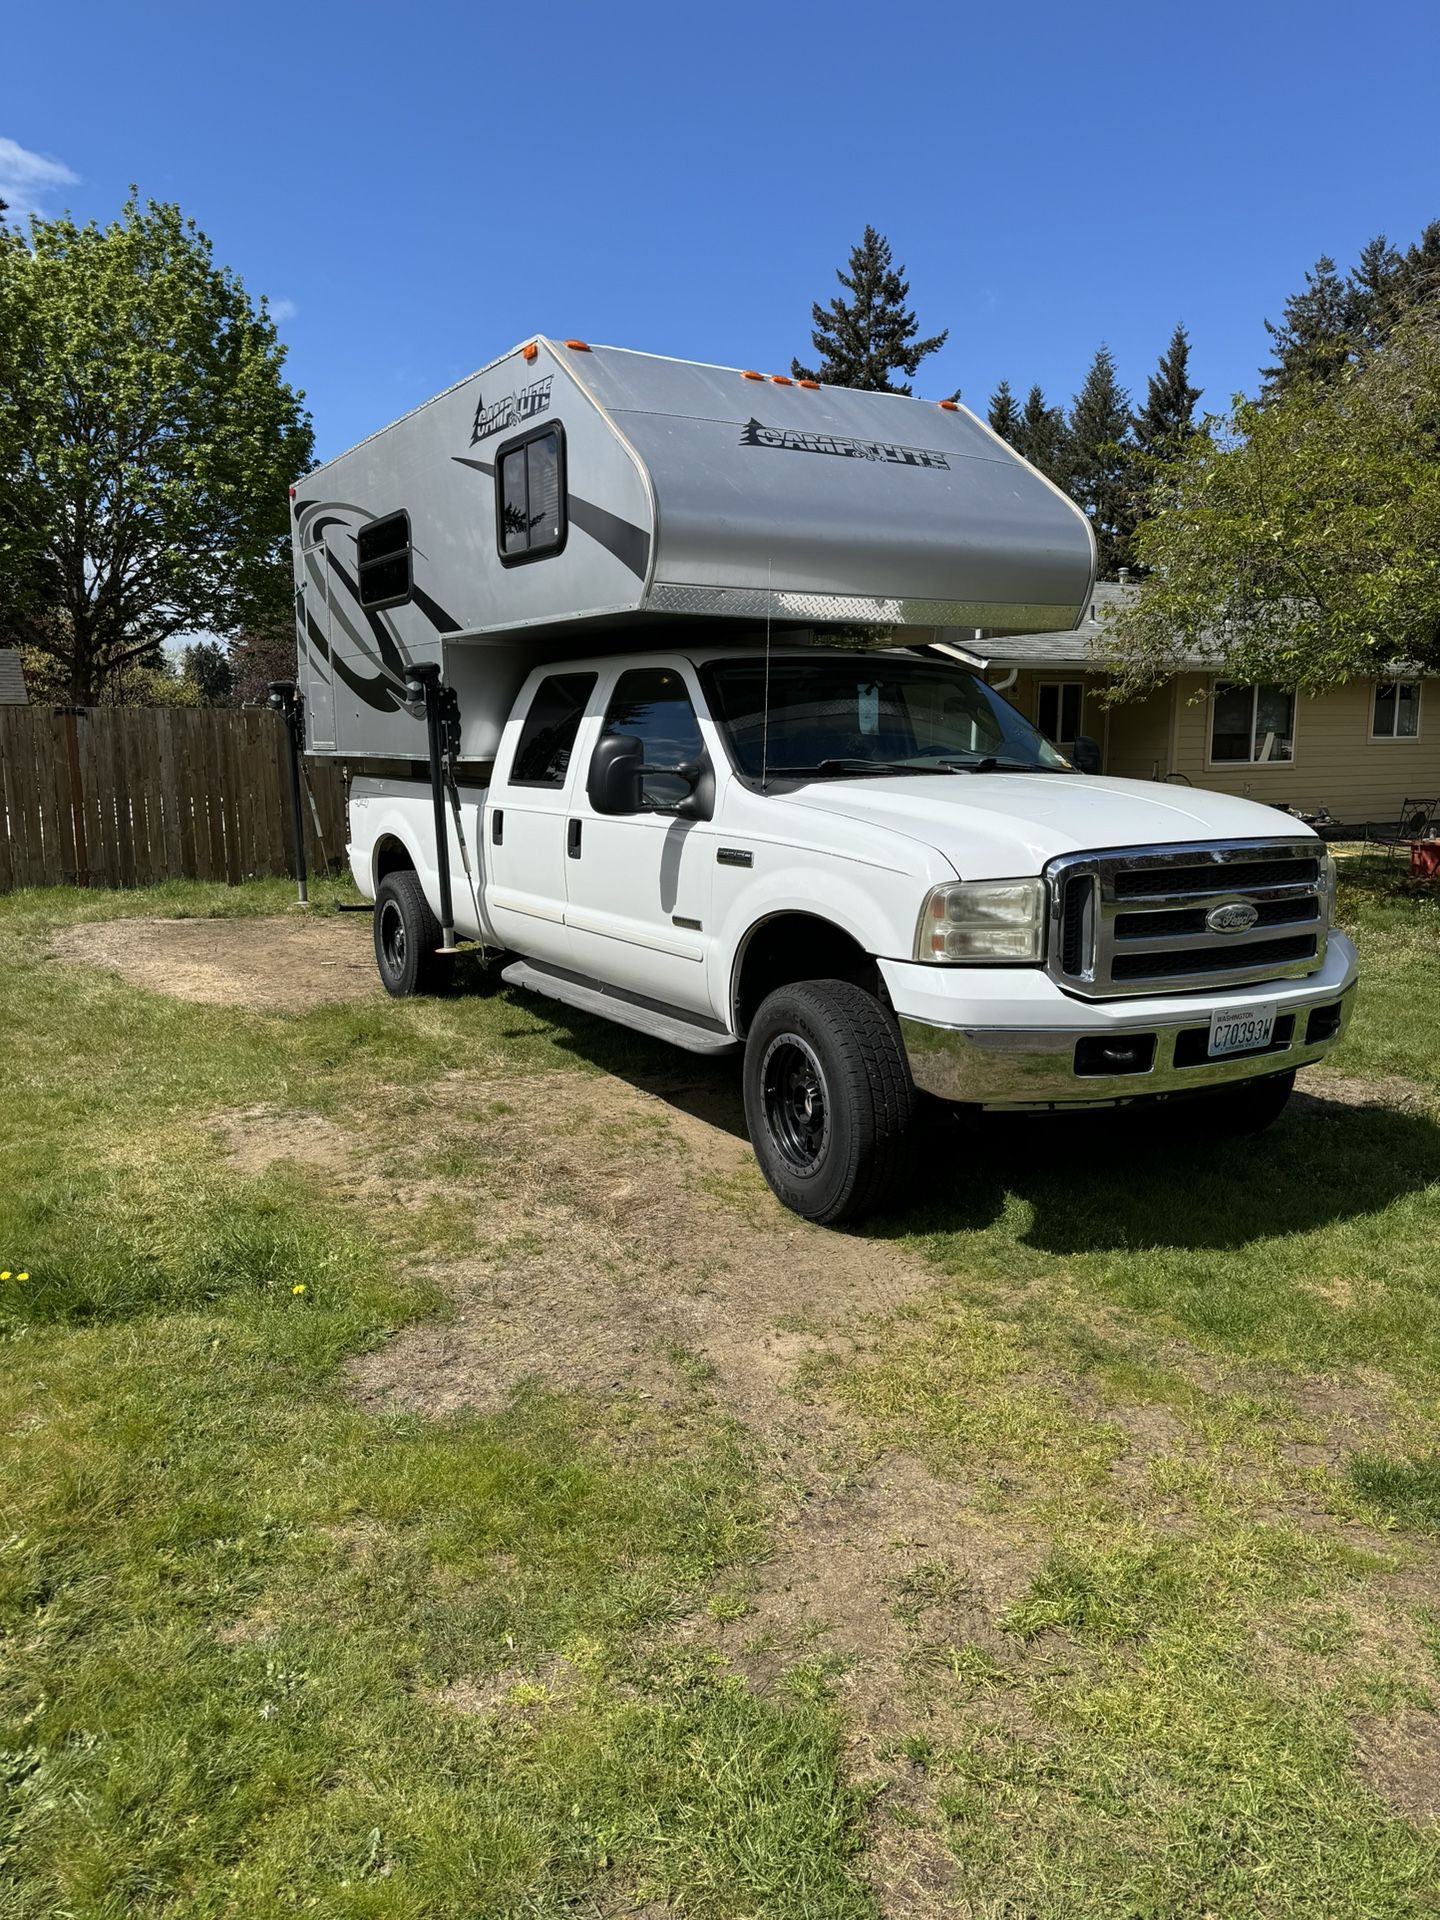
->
[1,854,1439,1917]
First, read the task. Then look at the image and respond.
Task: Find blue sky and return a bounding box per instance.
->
[5,0,1439,465]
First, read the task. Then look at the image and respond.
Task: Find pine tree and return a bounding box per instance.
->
[1134,324,1201,461]
[1067,346,1135,577]
[987,379,1020,443]
[792,225,948,394]
[1261,255,1354,395]
[1349,235,1405,350]
[1012,384,1068,483]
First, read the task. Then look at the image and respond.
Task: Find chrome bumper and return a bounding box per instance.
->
[901,981,1357,1109]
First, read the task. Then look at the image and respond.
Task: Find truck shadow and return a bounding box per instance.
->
[502,995,1438,1256]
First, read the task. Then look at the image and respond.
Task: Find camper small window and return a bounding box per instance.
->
[1209,682,1295,764]
[510,671,596,786]
[497,425,566,564]
[356,512,412,608]
[1372,679,1421,740]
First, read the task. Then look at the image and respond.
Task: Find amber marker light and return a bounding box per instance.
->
[565,339,591,350]
[770,375,792,385]
[939,400,960,411]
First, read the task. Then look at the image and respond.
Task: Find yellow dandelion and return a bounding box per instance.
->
[292,1284,306,1296]
[0,1272,10,1282]
[15,1273,28,1283]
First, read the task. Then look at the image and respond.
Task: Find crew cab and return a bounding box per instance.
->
[347,642,1357,1224]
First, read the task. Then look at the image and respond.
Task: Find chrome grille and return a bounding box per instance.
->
[1046,840,1329,998]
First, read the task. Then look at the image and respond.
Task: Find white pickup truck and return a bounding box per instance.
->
[346,642,1357,1223]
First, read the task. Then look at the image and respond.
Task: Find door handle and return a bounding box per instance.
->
[492,809,504,846]
[567,818,582,858]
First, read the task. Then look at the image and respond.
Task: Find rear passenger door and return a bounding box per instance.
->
[485,669,597,967]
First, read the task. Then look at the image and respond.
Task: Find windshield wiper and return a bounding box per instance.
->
[939,756,1058,773]
[769,758,961,780]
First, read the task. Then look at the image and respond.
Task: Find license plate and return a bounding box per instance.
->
[1208,1002,1278,1058]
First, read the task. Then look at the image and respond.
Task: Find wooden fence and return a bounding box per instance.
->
[0,706,346,892]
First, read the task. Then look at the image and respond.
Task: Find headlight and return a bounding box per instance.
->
[915,878,1046,963]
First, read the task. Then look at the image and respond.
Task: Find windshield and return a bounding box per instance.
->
[700,655,1072,780]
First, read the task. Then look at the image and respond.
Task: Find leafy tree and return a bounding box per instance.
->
[1105,314,1440,697]
[1261,254,1353,395]
[1066,346,1135,576]
[987,379,1020,443]
[792,225,948,393]
[1012,383,1068,483]
[1133,323,1201,460]
[0,196,313,703]
[229,621,299,706]
[181,638,235,705]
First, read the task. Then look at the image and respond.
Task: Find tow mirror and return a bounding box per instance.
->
[1071,734,1102,775]
[588,732,645,813]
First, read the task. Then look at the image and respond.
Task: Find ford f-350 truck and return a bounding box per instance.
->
[289,338,1356,1223]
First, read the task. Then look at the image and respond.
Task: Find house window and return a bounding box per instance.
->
[356,512,411,608]
[1037,681,1083,748]
[1209,682,1295,764]
[1372,679,1421,740]
[497,424,566,564]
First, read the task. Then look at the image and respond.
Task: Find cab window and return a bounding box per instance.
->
[510,672,596,786]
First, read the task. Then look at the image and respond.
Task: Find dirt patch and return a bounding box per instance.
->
[1353,1709,1440,1824]
[1297,1067,1435,1115]
[213,1105,358,1178]
[48,913,379,1013]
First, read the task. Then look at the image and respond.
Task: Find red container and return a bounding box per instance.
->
[1409,840,1440,878]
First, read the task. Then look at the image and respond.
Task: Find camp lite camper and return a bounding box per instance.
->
[288,337,1357,1223]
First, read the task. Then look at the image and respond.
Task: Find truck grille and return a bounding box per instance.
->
[1046,840,1329,998]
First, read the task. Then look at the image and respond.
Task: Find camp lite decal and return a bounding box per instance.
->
[469,373,553,445]
[740,417,950,470]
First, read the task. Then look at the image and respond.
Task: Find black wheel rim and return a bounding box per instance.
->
[760,1032,830,1175]
[379,900,406,975]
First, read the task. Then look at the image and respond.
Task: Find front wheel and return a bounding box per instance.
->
[743,979,916,1226]
[373,870,445,998]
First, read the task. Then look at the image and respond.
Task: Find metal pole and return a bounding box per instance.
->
[407,663,456,950]
[268,681,308,905]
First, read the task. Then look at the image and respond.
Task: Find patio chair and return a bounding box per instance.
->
[1365,796,1440,856]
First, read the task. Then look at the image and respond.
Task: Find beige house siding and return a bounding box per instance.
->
[996,666,1439,823]
[1168,675,1440,822]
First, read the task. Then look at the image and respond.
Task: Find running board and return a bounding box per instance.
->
[500,960,740,1056]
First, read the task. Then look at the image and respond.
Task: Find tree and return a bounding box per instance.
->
[987,379,1020,443]
[0,196,313,703]
[792,225,948,393]
[1104,313,1440,698]
[1261,254,1353,395]
[181,638,235,705]
[228,620,298,706]
[1133,323,1201,460]
[1012,383,1068,483]
[1066,346,1135,576]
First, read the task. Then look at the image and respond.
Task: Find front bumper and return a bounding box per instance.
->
[885,932,1358,1109]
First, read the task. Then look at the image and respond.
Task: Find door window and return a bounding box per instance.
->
[510,672,596,786]
[598,668,705,808]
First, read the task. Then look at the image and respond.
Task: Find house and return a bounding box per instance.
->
[971,582,1439,829]
[0,650,28,706]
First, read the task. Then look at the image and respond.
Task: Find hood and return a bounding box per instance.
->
[773,773,1316,879]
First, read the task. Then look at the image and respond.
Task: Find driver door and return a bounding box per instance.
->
[564,664,716,1015]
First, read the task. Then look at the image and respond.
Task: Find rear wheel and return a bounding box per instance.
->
[373,870,445,998]
[1174,1068,1296,1137]
[743,979,916,1225]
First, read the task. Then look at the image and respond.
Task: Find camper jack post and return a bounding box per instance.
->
[405,662,457,952]
[266,681,308,907]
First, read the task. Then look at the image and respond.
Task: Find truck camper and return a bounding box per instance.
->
[288,337,1356,1223]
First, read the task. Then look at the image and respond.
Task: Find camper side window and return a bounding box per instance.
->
[510,672,596,786]
[356,512,412,607]
[497,425,566,564]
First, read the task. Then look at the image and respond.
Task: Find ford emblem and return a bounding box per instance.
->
[1207,901,1259,934]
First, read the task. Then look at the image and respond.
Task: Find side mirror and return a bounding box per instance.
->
[588,732,644,813]
[1071,734,1102,775]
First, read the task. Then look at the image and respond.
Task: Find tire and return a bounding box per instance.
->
[373,870,445,998]
[1174,1068,1296,1138]
[743,979,916,1226]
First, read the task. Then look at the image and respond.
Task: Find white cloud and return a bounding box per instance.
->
[269,297,298,323]
[0,136,80,217]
